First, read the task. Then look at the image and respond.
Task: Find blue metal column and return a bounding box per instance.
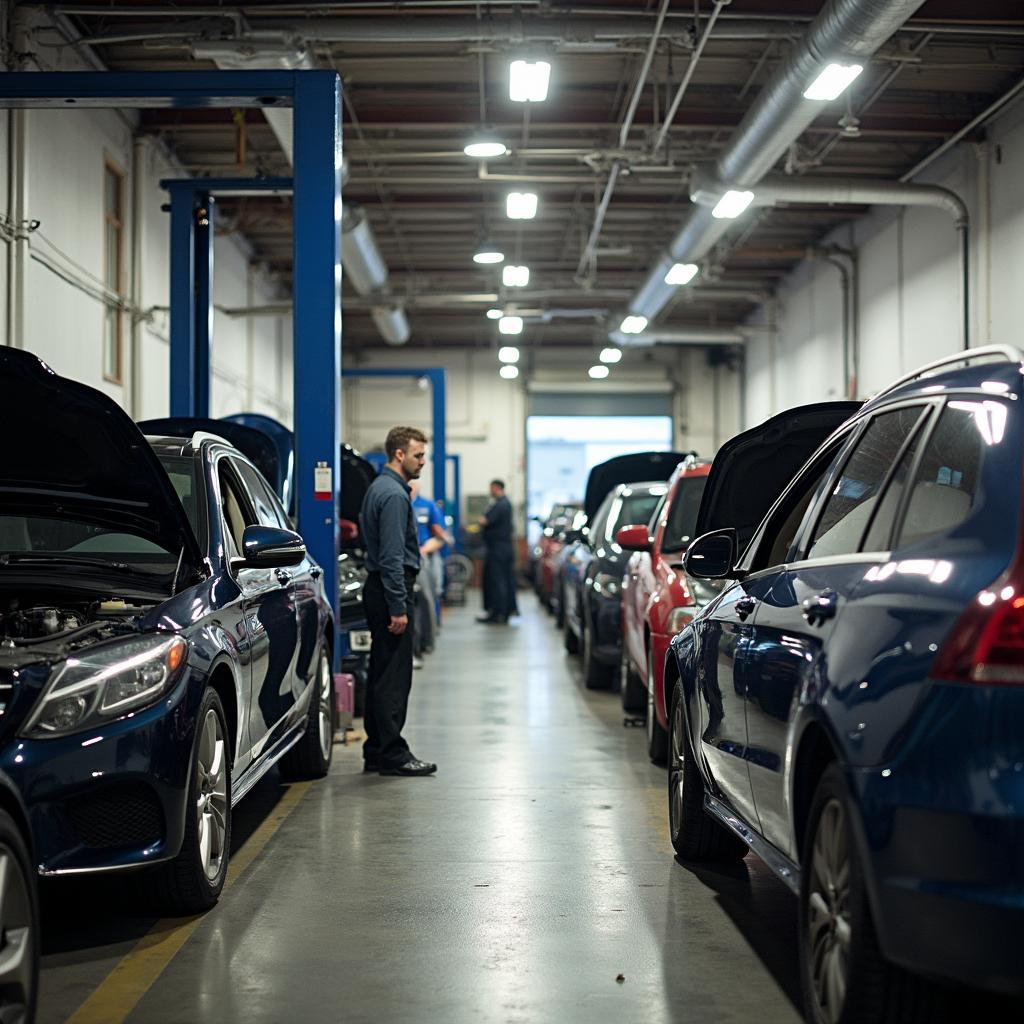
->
[446,453,463,553]
[293,71,342,664]
[168,187,197,416]
[194,195,213,418]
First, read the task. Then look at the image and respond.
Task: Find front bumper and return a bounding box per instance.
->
[4,672,200,874]
[848,682,1024,996]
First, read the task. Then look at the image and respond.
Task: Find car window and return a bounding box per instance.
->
[233,458,288,529]
[588,495,614,546]
[895,401,993,548]
[218,463,254,558]
[808,407,926,560]
[661,475,708,553]
[609,491,664,541]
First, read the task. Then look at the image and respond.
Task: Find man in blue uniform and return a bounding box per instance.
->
[359,426,437,776]
[477,479,519,624]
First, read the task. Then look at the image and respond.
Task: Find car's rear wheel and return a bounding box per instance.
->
[152,688,231,913]
[799,764,940,1024]
[582,610,613,690]
[620,643,646,713]
[280,645,335,781]
[0,809,38,1024]
[563,590,580,655]
[555,581,566,629]
[646,647,668,764]
[668,682,747,862]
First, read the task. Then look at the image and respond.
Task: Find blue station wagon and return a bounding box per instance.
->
[667,347,1024,1021]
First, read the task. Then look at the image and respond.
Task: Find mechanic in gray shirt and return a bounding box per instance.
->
[359,426,438,777]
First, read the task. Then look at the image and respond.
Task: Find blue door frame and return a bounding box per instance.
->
[0,71,343,663]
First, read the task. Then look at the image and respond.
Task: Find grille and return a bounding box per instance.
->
[67,784,164,851]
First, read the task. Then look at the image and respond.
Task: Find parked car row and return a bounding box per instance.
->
[538,346,1024,1022]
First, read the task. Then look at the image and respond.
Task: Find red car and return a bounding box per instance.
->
[534,503,583,615]
[618,458,714,764]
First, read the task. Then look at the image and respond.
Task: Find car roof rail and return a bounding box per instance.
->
[190,430,232,450]
[871,344,1024,403]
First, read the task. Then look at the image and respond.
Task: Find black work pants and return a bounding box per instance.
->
[363,570,417,768]
[483,541,518,619]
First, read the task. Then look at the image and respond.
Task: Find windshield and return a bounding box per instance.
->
[155,453,201,537]
[661,475,708,553]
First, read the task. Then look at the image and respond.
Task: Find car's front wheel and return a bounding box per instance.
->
[153,687,231,913]
[799,764,939,1024]
[0,809,38,1024]
[668,682,747,862]
[280,645,335,781]
[646,647,668,764]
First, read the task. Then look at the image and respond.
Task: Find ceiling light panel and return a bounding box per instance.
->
[506,192,538,220]
[599,347,623,364]
[589,365,610,380]
[665,263,699,286]
[498,316,524,335]
[804,63,864,102]
[473,249,505,265]
[498,346,520,363]
[619,315,648,334]
[503,265,530,287]
[711,190,755,220]
[500,365,520,379]
[509,60,551,103]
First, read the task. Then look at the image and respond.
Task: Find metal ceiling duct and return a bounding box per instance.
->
[624,0,929,326]
[195,40,410,346]
[610,327,747,347]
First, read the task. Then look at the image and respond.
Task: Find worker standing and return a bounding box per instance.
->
[477,478,519,625]
[359,426,437,776]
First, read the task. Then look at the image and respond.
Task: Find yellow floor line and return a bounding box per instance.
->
[65,780,313,1024]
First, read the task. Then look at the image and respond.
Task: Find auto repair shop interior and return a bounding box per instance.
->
[0,2,1023,1023]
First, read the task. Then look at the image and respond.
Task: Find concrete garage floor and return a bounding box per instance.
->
[36,598,1014,1024]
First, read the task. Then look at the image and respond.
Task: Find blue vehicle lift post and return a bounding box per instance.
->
[446,453,463,553]
[0,71,343,664]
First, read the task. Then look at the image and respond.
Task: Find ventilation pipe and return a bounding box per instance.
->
[610,327,747,348]
[194,40,411,346]
[623,0,930,328]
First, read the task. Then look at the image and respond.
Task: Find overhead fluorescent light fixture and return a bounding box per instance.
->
[665,262,699,286]
[619,315,648,334]
[499,365,520,380]
[473,248,505,265]
[804,62,864,102]
[509,59,551,103]
[506,192,538,220]
[599,347,623,364]
[498,346,520,363]
[498,316,523,335]
[503,265,530,287]
[588,365,610,380]
[464,136,508,159]
[486,308,503,320]
[711,190,755,220]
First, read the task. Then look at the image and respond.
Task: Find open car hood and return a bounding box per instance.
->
[139,417,283,505]
[584,451,685,521]
[2,349,203,565]
[694,401,861,551]
[340,444,376,524]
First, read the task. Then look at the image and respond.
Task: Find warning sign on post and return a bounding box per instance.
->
[314,461,332,501]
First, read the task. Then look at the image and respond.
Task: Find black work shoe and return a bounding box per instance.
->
[476,614,498,623]
[379,758,438,776]
[363,762,379,773]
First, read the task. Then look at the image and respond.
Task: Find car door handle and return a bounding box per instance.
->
[274,568,293,586]
[802,590,838,626]
[735,595,757,621]
[310,566,322,580]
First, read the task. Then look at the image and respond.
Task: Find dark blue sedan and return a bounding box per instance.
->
[667,346,1024,1020]
[0,349,334,912]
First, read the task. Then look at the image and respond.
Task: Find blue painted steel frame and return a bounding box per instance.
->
[446,454,463,553]
[0,72,343,665]
[341,368,448,510]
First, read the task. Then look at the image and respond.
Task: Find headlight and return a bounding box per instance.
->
[668,606,696,635]
[592,572,622,599]
[23,634,187,739]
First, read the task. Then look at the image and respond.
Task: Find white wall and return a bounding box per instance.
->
[740,93,1024,426]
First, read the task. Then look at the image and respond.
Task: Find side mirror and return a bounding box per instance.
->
[615,524,652,552]
[240,524,306,568]
[683,528,738,580]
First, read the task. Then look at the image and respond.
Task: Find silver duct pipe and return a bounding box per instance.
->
[610,327,747,347]
[626,0,928,325]
[371,306,412,347]
[342,208,411,345]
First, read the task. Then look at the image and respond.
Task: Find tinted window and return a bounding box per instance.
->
[234,459,288,529]
[661,476,708,553]
[155,454,200,535]
[861,412,930,552]
[609,491,664,541]
[896,401,993,548]
[218,464,255,558]
[808,408,924,560]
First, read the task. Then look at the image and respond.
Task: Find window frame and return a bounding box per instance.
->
[102,156,126,386]
[211,450,259,571]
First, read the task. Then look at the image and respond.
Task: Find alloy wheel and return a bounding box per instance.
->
[317,652,333,761]
[668,693,685,839]
[196,708,228,882]
[806,797,852,1024]
[0,844,32,1024]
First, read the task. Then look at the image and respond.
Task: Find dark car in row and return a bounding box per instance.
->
[531,502,582,608]
[667,346,1024,1020]
[560,452,682,689]
[1,349,335,922]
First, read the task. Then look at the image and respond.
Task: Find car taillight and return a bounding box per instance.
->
[931,588,1024,685]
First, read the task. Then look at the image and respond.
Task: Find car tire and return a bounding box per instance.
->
[563,592,580,655]
[152,687,231,913]
[280,645,335,781]
[555,583,566,629]
[582,610,613,690]
[668,682,747,862]
[646,646,669,764]
[620,643,646,713]
[799,764,940,1024]
[0,809,39,1024]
